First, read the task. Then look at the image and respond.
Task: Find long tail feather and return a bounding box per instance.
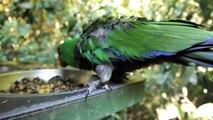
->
[177,37,213,67]
[179,56,213,68]
[186,52,213,61]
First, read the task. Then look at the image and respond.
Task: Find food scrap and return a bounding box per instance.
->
[3,76,85,94]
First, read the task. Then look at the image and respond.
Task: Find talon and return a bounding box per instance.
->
[85,87,92,98]
[85,89,90,100]
[85,80,100,99]
[102,84,112,91]
[84,80,112,99]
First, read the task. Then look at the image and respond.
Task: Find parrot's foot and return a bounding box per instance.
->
[85,80,112,99]
[85,64,113,99]
[85,80,101,97]
[101,84,112,91]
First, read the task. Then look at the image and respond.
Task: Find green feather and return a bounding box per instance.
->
[58,38,80,67]
[107,21,213,61]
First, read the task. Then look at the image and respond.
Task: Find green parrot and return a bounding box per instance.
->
[58,17,213,94]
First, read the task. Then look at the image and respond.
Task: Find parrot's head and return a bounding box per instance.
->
[57,38,80,67]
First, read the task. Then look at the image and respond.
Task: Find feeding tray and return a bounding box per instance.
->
[0,69,145,120]
[0,69,91,93]
[0,66,20,73]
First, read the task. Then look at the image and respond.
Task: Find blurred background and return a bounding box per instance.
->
[0,0,212,119]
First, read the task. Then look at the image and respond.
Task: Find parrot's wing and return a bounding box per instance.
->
[79,20,213,66]
[108,21,211,58]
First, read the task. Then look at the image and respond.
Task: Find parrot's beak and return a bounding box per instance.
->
[57,56,68,67]
[57,47,67,67]
[57,55,62,66]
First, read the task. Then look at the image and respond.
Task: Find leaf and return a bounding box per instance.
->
[179,66,198,85]
[156,64,179,85]
[18,24,31,37]
[20,2,33,9]
[144,79,156,92]
[0,53,7,61]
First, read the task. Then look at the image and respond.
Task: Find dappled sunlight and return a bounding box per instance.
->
[157,87,212,120]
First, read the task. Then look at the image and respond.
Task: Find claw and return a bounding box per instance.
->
[101,84,112,91]
[84,80,112,99]
[85,80,100,99]
[85,89,91,100]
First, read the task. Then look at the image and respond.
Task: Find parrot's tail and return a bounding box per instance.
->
[178,37,213,67]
